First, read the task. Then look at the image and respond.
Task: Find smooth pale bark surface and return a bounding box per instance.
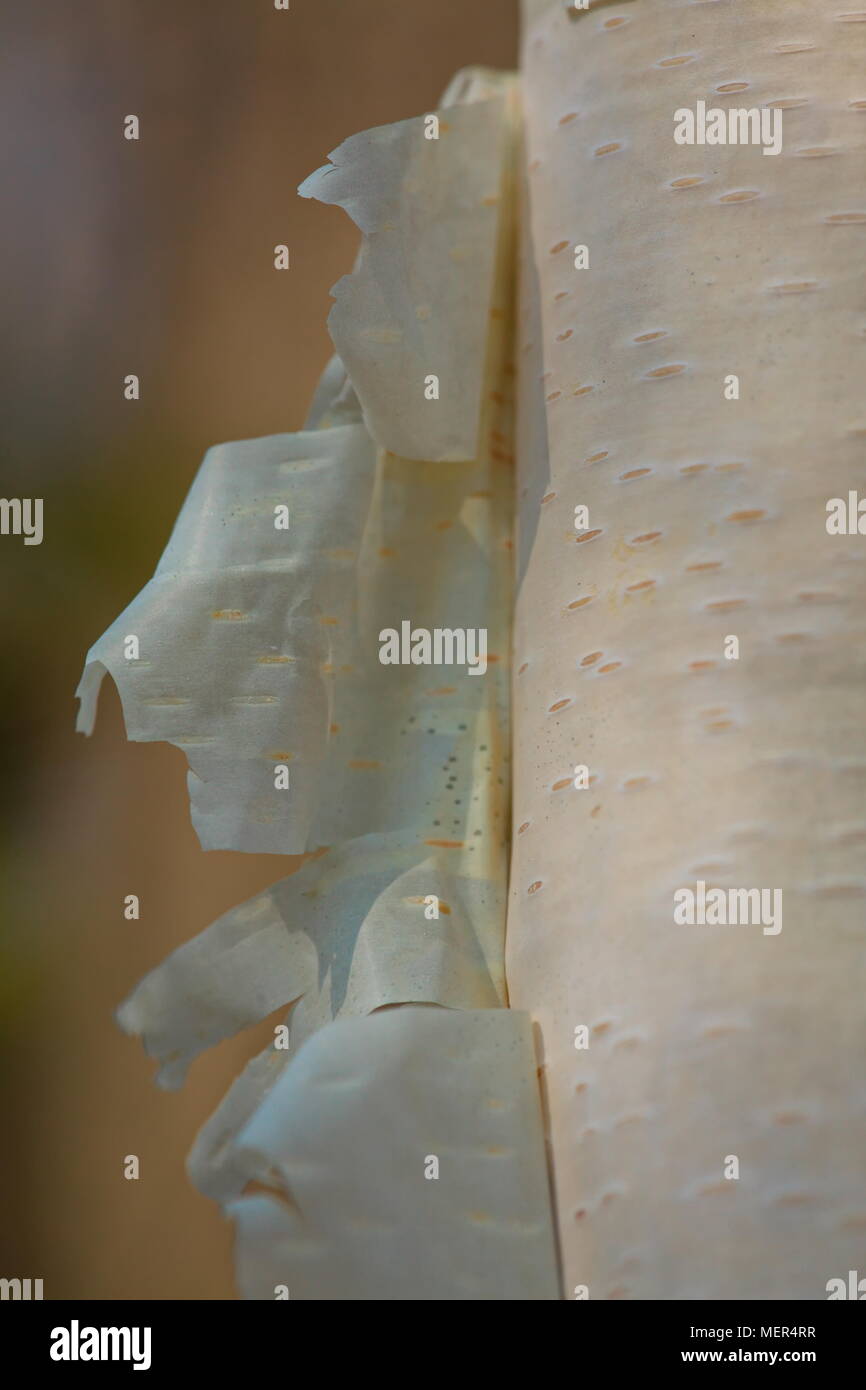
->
[510,0,866,1298]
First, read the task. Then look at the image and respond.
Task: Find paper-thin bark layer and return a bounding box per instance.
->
[77,71,551,1299]
[78,76,516,1026]
[510,0,866,1299]
[118,830,507,1091]
[76,74,516,865]
[228,1008,561,1301]
[299,92,508,463]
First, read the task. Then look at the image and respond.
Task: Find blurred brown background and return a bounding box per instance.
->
[0,0,517,1299]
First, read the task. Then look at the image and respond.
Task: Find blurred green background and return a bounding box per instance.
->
[0,0,517,1299]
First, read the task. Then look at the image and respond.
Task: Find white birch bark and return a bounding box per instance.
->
[509,0,866,1299]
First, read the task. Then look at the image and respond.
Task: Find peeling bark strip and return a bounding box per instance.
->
[228,1010,560,1301]
[298,89,509,463]
[76,70,560,1298]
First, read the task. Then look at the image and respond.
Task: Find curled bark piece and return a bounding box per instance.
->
[118,830,507,1091]
[299,75,513,462]
[228,1008,560,1300]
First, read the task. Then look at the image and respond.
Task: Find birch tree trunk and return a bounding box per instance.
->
[508,0,866,1300]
